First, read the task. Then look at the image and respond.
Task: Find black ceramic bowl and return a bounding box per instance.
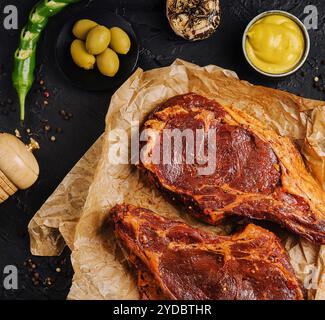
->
[55,9,139,91]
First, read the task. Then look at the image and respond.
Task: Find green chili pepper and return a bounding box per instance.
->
[19,27,41,50]
[12,0,81,123]
[33,1,66,18]
[27,8,49,34]
[12,48,36,122]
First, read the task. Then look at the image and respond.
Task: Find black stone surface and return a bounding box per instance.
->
[0,0,324,300]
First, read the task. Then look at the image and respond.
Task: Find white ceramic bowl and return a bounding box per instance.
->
[242,10,310,77]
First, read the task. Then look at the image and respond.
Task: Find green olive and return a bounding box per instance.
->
[96,48,120,77]
[70,39,96,70]
[72,19,98,40]
[109,27,131,54]
[86,25,111,55]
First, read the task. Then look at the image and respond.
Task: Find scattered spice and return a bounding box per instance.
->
[50,135,56,142]
[59,109,66,116]
[33,280,40,286]
[58,109,74,121]
[15,129,21,138]
[40,118,49,124]
[44,277,54,287]
[24,258,59,288]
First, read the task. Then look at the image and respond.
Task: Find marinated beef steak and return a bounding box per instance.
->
[110,204,305,300]
[139,93,325,244]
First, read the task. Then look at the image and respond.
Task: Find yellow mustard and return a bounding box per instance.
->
[245,14,305,74]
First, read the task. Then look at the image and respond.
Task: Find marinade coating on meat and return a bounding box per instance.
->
[139,93,325,244]
[110,204,306,300]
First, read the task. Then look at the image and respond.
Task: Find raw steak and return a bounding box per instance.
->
[110,204,306,300]
[139,93,325,243]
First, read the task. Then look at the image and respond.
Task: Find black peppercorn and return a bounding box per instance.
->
[44,277,54,287]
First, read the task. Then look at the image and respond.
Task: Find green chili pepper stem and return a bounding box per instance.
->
[19,91,27,123]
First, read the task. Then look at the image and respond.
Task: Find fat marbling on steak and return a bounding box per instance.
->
[139,93,325,244]
[110,204,305,300]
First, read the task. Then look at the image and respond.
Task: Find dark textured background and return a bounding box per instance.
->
[0,0,324,300]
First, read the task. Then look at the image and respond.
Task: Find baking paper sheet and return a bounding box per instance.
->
[29,60,325,300]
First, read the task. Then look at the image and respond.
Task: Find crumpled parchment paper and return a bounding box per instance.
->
[29,59,325,300]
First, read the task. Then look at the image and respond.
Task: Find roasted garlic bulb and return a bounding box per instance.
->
[166,0,221,41]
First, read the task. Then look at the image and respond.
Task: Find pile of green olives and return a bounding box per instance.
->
[70,19,131,77]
